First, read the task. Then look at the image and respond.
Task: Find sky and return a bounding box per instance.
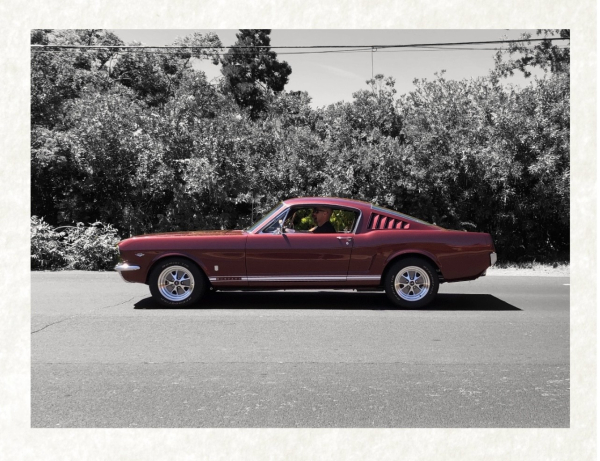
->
[111,29,547,108]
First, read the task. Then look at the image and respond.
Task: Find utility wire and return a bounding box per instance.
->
[36,47,568,57]
[31,44,568,57]
[30,37,569,52]
[32,47,373,56]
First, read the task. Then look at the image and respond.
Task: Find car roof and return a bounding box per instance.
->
[283,197,373,210]
[282,197,437,228]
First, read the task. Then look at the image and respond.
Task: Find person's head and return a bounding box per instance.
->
[312,207,332,227]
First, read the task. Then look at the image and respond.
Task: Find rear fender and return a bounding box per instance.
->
[385,249,442,271]
[382,249,444,283]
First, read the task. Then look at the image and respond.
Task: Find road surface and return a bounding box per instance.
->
[31,271,569,427]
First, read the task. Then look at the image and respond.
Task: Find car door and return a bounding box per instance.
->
[245,228,354,285]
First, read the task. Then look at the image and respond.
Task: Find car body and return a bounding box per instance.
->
[115,197,497,308]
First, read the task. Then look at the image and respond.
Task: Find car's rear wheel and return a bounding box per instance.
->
[384,257,439,308]
[149,258,206,307]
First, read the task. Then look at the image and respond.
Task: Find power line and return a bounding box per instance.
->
[30,37,569,52]
[30,44,568,58]
[32,47,373,56]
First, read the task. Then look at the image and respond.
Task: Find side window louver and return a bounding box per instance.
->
[367,213,410,230]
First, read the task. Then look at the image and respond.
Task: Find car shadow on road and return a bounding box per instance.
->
[134,291,521,311]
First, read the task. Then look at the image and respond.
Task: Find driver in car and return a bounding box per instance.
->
[310,207,336,233]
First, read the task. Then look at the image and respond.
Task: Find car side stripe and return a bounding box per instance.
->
[209,275,381,282]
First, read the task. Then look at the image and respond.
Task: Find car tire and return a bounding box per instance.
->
[149,258,207,307]
[384,257,439,309]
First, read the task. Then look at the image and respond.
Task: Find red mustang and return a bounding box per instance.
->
[115,197,497,308]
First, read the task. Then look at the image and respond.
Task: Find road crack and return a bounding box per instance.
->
[32,316,76,334]
[31,296,140,334]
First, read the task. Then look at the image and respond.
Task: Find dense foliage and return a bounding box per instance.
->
[31,216,120,270]
[31,29,569,268]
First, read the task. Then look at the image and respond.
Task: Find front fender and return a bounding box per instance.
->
[146,252,210,284]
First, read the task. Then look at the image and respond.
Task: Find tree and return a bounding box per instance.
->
[31,29,124,128]
[346,74,403,141]
[266,90,316,130]
[492,29,570,78]
[30,29,570,263]
[32,85,174,230]
[399,71,569,261]
[220,29,292,120]
[111,32,222,107]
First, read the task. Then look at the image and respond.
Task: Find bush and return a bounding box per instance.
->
[61,221,121,270]
[31,216,67,270]
[31,216,121,271]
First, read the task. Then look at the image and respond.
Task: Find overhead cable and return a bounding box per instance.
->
[30,37,570,52]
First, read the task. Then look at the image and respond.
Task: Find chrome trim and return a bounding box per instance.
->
[114,263,141,272]
[490,252,497,266]
[208,275,381,283]
[209,276,247,282]
[347,275,381,281]
[353,211,362,233]
[209,275,350,282]
[249,276,346,281]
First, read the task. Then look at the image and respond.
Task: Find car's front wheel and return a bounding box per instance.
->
[149,258,206,307]
[384,257,439,308]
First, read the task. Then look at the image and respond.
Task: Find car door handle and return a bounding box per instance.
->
[337,236,353,240]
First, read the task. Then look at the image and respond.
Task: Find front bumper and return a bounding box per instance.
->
[114,262,141,283]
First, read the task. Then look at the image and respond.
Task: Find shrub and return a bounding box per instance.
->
[61,221,121,270]
[31,216,67,270]
[31,216,121,271]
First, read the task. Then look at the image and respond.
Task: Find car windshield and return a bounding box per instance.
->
[371,205,433,225]
[246,202,285,232]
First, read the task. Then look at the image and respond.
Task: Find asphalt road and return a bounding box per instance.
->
[31,272,569,428]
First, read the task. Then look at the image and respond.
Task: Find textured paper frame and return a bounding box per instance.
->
[1,0,596,459]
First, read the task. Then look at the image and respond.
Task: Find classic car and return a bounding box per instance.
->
[115,197,497,308]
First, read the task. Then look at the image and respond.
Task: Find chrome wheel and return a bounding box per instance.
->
[157,265,195,302]
[394,265,431,302]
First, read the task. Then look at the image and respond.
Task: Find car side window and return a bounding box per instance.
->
[283,208,313,231]
[331,209,357,233]
[282,207,359,233]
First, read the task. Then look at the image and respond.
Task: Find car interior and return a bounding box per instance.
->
[262,206,359,234]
